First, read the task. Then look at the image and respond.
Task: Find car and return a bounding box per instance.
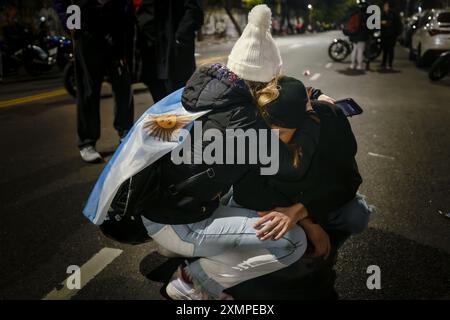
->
[410,9,450,66]
[400,12,422,47]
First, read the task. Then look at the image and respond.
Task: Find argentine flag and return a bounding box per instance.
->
[83,88,210,225]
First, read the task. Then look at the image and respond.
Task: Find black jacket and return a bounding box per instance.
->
[234,101,362,225]
[140,64,324,224]
[381,10,403,39]
[136,0,204,82]
[348,9,370,43]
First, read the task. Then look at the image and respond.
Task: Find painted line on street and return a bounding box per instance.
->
[325,62,333,68]
[0,88,68,109]
[0,55,227,109]
[368,152,395,160]
[197,54,228,65]
[288,43,303,49]
[310,73,321,81]
[42,247,123,300]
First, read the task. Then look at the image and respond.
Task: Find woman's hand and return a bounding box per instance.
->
[318,94,336,104]
[254,203,308,241]
[299,218,331,259]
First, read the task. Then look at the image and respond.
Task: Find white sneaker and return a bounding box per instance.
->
[79,146,103,163]
[166,267,206,300]
[357,64,364,70]
[350,63,356,70]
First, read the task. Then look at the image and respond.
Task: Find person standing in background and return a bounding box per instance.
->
[380,1,402,70]
[135,0,204,103]
[346,2,369,71]
[54,0,136,163]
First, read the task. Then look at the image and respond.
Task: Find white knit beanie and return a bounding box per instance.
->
[227,4,282,82]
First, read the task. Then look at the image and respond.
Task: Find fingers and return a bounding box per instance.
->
[253,212,276,229]
[260,222,285,241]
[274,225,289,241]
[311,237,332,259]
[256,217,281,238]
[311,240,326,258]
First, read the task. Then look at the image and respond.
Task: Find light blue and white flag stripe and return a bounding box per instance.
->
[83,88,210,225]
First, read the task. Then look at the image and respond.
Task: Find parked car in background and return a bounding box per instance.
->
[410,9,450,66]
[400,12,422,47]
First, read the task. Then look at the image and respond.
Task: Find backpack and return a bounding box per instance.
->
[344,11,362,36]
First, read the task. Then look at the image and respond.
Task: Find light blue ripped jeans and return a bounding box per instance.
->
[141,198,308,299]
[142,193,373,299]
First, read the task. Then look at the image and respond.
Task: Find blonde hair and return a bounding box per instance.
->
[246,76,302,168]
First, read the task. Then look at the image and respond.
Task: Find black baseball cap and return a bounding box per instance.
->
[264,76,309,129]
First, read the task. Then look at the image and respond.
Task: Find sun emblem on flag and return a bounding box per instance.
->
[142,114,193,141]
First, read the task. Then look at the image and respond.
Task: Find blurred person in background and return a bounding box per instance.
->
[54,0,135,163]
[37,0,62,36]
[346,1,369,70]
[135,0,204,103]
[380,1,402,70]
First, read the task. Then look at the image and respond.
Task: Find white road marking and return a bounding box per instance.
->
[368,152,395,160]
[289,43,303,49]
[43,247,123,300]
[310,73,321,81]
[325,62,333,68]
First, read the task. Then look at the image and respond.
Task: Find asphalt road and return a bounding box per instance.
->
[0,31,449,300]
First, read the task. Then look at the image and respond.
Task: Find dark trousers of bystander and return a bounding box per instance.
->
[74,31,134,149]
[139,46,187,104]
[381,37,397,68]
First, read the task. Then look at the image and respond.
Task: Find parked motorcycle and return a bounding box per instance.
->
[0,22,54,76]
[429,51,450,81]
[1,17,72,77]
[328,31,382,62]
[45,35,73,70]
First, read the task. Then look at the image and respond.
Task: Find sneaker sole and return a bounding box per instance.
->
[166,282,193,300]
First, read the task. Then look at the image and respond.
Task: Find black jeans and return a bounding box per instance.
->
[139,46,191,103]
[381,37,397,67]
[74,32,134,149]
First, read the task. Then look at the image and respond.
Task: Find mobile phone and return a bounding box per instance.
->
[335,98,363,117]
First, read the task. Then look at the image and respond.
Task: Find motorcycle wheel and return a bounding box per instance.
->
[429,57,449,81]
[328,40,350,62]
[365,42,382,62]
[63,62,77,98]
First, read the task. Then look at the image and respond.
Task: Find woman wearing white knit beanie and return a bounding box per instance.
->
[227,4,335,104]
[142,5,337,301]
[227,4,282,82]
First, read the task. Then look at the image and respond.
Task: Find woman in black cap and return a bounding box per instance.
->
[234,76,372,258]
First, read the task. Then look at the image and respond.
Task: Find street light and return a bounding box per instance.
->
[307,4,313,32]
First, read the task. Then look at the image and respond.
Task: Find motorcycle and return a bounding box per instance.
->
[1,22,54,76]
[1,17,72,77]
[328,31,382,63]
[429,51,450,81]
[44,35,73,71]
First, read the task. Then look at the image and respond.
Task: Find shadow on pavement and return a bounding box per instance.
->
[429,77,450,87]
[337,69,366,76]
[376,68,403,74]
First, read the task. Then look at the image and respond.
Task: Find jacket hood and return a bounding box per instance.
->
[181,64,253,112]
